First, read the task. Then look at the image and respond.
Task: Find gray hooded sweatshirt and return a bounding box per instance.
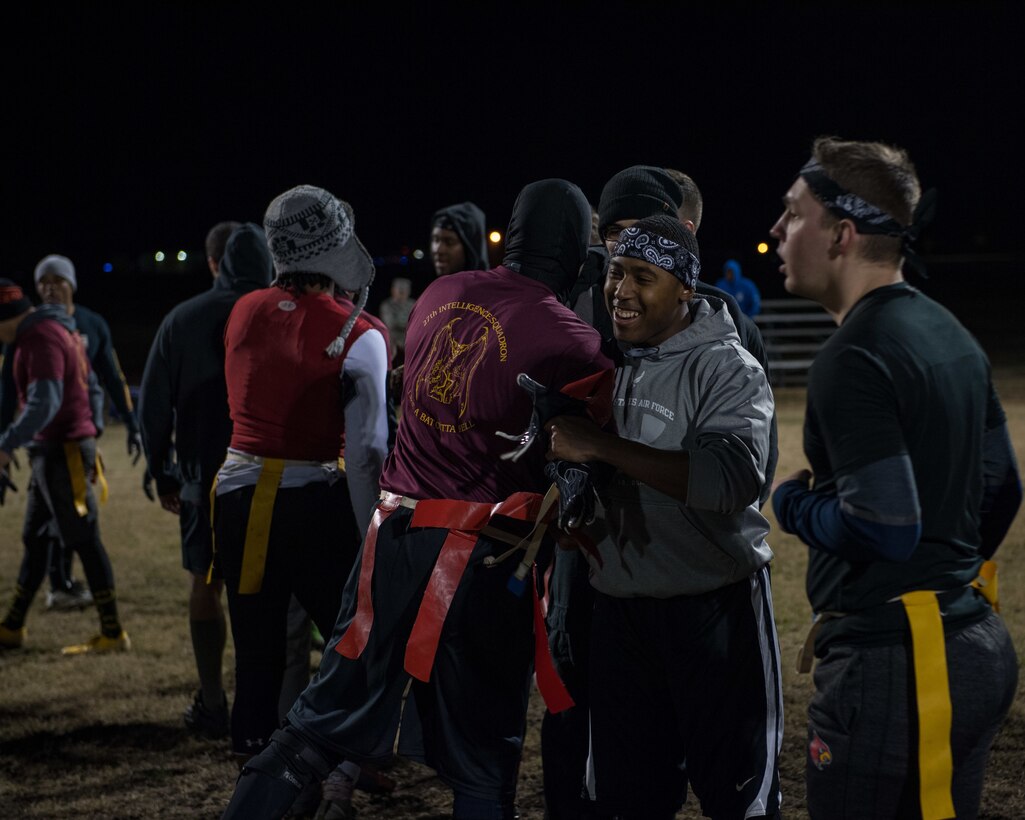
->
[587,295,774,598]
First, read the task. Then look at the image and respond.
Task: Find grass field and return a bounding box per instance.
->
[1,368,1023,819]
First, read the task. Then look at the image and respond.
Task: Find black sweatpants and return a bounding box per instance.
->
[19,439,114,602]
[589,568,783,820]
[214,479,361,756]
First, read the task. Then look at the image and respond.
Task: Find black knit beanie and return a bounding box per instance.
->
[597,165,683,234]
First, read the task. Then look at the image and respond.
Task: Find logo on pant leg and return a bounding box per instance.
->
[809,731,833,770]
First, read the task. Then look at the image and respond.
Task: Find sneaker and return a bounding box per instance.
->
[0,623,26,649]
[313,765,356,820]
[46,581,94,612]
[61,630,131,655]
[183,690,230,739]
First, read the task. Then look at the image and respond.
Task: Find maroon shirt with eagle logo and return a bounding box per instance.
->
[382,266,610,503]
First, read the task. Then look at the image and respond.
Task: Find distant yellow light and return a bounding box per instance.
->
[177,250,188,262]
[757,242,769,254]
[154,251,165,262]
[413,249,424,260]
[489,231,502,244]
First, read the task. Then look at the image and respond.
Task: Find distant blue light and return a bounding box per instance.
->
[102,263,113,273]
[400,256,409,265]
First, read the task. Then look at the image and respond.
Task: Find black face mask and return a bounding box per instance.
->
[502,179,591,305]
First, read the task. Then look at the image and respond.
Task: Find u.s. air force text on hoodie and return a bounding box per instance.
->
[586,295,775,598]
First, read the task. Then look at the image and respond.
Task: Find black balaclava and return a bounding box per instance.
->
[502,179,591,304]
[218,223,274,293]
[431,202,489,272]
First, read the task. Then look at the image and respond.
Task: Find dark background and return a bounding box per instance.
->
[5,6,1023,377]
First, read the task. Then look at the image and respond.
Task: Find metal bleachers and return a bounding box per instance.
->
[754,298,836,386]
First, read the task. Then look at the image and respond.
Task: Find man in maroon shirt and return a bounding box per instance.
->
[223,179,612,820]
[0,279,128,654]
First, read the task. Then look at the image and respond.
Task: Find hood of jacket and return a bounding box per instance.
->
[501,179,591,305]
[216,222,274,294]
[17,303,76,338]
[432,201,489,273]
[722,259,747,281]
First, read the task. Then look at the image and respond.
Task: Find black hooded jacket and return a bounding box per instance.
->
[138,223,273,499]
[432,201,489,273]
[502,179,591,304]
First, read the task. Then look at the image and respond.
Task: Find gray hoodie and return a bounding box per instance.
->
[587,296,774,598]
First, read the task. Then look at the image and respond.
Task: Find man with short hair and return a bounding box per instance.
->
[206,220,241,277]
[770,136,1021,820]
[223,179,612,820]
[138,220,267,739]
[547,214,781,819]
[663,167,703,231]
[0,279,129,654]
[430,201,488,277]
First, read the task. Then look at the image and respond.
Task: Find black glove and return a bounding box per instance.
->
[497,374,588,462]
[142,469,155,502]
[127,430,143,465]
[544,459,598,530]
[0,469,17,506]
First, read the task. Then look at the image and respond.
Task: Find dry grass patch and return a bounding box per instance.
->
[1,369,1022,817]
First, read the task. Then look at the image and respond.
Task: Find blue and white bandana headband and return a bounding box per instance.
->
[612,226,700,288]
[799,157,937,277]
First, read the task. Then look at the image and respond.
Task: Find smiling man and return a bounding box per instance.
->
[546,214,781,820]
[770,137,1020,820]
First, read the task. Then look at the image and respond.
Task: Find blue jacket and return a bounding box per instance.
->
[715,259,761,317]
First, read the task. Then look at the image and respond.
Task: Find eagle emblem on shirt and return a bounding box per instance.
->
[414,317,488,418]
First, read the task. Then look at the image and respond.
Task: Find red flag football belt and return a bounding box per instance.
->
[335,490,574,713]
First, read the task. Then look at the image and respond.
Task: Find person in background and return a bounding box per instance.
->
[378,276,415,364]
[0,254,143,612]
[139,219,267,739]
[430,201,489,277]
[715,258,761,317]
[0,279,129,655]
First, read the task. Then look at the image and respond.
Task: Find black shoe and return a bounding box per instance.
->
[183,690,229,739]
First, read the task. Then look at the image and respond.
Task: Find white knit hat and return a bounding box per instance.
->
[34,255,77,292]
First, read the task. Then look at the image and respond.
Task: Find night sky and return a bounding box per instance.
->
[6,6,1023,348]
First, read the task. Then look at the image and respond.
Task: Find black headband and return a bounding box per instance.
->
[799,157,937,276]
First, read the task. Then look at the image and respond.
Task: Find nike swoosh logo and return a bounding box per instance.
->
[735,775,756,792]
[633,371,645,384]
